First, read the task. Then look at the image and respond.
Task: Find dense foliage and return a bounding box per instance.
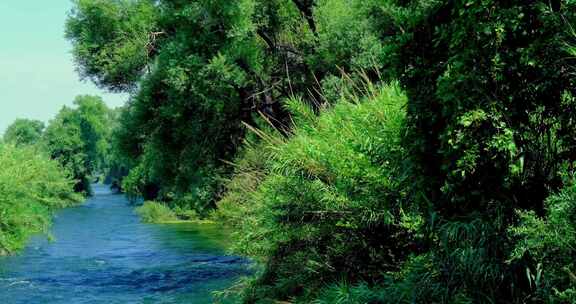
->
[135,201,178,224]
[42,95,116,194]
[216,83,417,302]
[65,0,387,212]
[3,119,45,146]
[0,145,81,255]
[66,0,576,303]
[0,95,121,254]
[379,1,576,302]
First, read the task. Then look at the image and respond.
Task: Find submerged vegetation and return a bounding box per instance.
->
[3,0,576,303]
[216,82,416,302]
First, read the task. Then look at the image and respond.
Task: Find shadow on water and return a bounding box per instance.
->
[0,184,250,304]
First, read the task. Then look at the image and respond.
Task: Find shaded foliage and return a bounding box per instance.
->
[376,1,576,302]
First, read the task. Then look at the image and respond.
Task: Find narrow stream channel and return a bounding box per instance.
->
[0,184,249,303]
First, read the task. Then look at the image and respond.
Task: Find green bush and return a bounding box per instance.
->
[509,177,576,303]
[3,119,45,147]
[218,83,419,302]
[0,144,81,254]
[135,201,178,223]
[372,1,576,302]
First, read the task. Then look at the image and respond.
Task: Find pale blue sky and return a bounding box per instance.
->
[0,1,128,134]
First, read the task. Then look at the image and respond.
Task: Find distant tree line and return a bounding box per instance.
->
[3,95,122,195]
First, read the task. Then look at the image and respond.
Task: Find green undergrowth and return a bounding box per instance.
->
[0,144,82,254]
[217,79,576,303]
[215,82,419,303]
[135,200,210,224]
[135,201,177,223]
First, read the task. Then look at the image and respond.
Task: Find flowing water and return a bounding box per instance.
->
[0,185,249,304]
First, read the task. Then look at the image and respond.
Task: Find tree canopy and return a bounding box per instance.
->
[42,95,114,194]
[3,119,45,146]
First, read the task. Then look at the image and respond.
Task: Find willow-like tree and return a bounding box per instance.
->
[65,0,386,212]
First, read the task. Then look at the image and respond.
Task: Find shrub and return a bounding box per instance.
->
[135,201,178,223]
[218,82,420,302]
[509,176,576,303]
[373,2,576,302]
[0,144,81,254]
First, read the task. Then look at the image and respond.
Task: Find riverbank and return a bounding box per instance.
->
[134,200,216,224]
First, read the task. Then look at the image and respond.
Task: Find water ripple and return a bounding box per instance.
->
[0,185,250,304]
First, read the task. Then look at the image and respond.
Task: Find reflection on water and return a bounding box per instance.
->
[0,185,249,304]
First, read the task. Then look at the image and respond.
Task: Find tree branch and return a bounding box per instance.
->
[291,0,318,37]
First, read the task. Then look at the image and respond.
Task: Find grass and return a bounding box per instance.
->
[135,201,178,223]
[215,82,418,302]
[135,201,213,224]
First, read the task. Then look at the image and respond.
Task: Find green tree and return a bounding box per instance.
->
[65,0,387,213]
[42,95,113,194]
[73,95,112,174]
[3,119,45,146]
[65,0,158,91]
[68,0,264,210]
[373,1,576,302]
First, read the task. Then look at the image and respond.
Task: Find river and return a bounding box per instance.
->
[0,184,249,303]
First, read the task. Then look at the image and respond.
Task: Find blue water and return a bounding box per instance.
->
[0,185,249,303]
